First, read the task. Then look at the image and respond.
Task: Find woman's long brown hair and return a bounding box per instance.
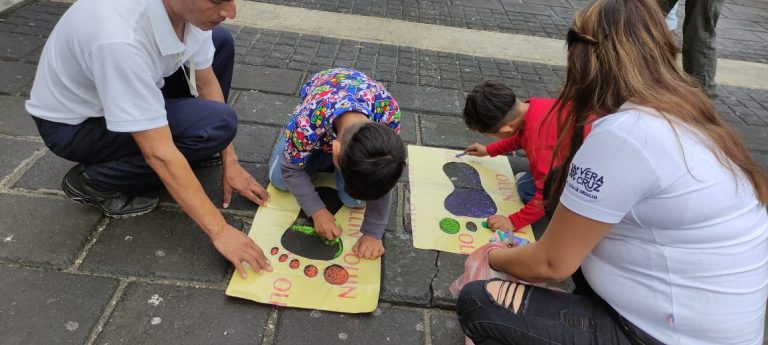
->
[545,0,768,211]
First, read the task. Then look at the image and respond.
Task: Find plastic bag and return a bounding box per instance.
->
[449,242,512,297]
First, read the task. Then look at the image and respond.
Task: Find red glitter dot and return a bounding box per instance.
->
[323,264,349,285]
[304,265,318,278]
[278,254,288,262]
[289,259,300,269]
[270,247,279,255]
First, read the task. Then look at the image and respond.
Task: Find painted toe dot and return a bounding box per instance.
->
[304,265,318,278]
[289,259,300,269]
[481,220,490,229]
[324,264,350,285]
[278,254,288,262]
[466,221,477,232]
[439,218,460,234]
[270,247,279,255]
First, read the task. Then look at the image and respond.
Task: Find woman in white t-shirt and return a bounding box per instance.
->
[456,0,768,344]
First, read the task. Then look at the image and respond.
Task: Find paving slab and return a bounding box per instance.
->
[233,123,281,164]
[430,310,465,345]
[431,251,466,308]
[0,194,102,268]
[381,185,400,234]
[79,209,243,282]
[0,266,118,345]
[0,32,45,60]
[97,282,272,345]
[12,150,73,191]
[381,232,437,306]
[399,110,418,144]
[159,163,268,213]
[733,122,768,153]
[0,137,41,182]
[419,113,493,149]
[388,84,464,115]
[0,60,36,95]
[274,305,425,345]
[233,90,297,126]
[0,95,38,136]
[231,65,304,95]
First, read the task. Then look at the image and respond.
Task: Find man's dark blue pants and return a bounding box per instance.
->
[32,26,236,195]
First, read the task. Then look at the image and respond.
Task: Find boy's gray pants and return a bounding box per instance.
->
[660,0,724,98]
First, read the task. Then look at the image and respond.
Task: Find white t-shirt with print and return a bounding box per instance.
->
[25,0,214,132]
[561,104,768,345]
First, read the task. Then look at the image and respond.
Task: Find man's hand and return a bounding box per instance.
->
[311,208,342,240]
[352,234,385,259]
[222,161,270,207]
[210,223,273,278]
[487,214,514,232]
[464,143,489,157]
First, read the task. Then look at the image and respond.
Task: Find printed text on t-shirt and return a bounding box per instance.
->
[567,164,604,200]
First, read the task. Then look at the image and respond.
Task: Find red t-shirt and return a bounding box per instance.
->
[485,98,568,230]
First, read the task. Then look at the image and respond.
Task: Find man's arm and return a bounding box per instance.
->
[195,67,270,207]
[131,125,271,278]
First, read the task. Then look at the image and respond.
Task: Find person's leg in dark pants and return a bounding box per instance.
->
[456,280,660,345]
[82,99,237,194]
[681,0,723,98]
[658,0,723,98]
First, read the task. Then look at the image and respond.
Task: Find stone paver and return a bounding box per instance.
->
[430,310,465,345]
[0,95,38,136]
[0,266,118,345]
[0,60,36,95]
[420,113,493,149]
[246,0,768,64]
[385,185,402,233]
[274,305,426,345]
[12,150,74,191]
[233,123,281,163]
[232,64,304,94]
[0,137,40,181]
[79,209,242,282]
[388,83,464,115]
[97,282,273,344]
[431,251,466,308]
[0,194,102,269]
[381,233,437,306]
[233,90,297,126]
[0,32,44,60]
[400,110,419,144]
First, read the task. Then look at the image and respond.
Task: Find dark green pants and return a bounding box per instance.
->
[660,0,724,98]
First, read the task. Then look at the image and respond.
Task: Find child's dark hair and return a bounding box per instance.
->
[463,80,517,133]
[339,122,406,201]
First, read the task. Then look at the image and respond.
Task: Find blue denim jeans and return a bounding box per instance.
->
[516,171,537,204]
[267,134,365,209]
[457,272,664,345]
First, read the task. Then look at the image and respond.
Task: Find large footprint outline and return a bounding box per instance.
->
[271,186,350,285]
[442,162,498,218]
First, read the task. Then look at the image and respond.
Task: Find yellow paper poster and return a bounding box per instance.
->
[226,174,380,313]
[407,145,535,254]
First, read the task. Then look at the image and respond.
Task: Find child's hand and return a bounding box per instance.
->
[487,215,514,232]
[352,234,385,259]
[311,208,342,240]
[464,143,489,157]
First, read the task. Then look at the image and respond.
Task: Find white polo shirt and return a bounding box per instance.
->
[562,104,768,344]
[25,0,215,132]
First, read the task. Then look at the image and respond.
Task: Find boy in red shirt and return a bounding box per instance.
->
[461,80,564,232]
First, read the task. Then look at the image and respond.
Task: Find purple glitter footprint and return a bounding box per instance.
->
[443,162,497,218]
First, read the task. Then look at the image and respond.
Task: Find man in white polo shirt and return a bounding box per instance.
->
[26,0,273,277]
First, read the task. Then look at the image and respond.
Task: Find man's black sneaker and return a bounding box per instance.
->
[61,165,159,218]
